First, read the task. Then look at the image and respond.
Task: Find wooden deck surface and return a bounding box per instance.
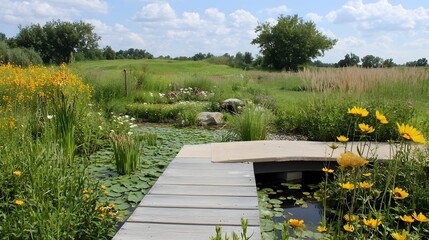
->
[113,157,261,240]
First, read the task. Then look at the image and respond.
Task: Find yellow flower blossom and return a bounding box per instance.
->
[362,173,372,177]
[363,218,382,228]
[322,167,334,173]
[15,200,25,206]
[393,187,409,200]
[343,223,354,232]
[400,215,414,223]
[359,181,374,189]
[13,170,22,176]
[376,110,388,124]
[336,135,349,143]
[391,229,407,240]
[359,123,375,134]
[344,214,360,222]
[288,219,305,231]
[317,225,327,233]
[339,182,355,191]
[98,213,105,218]
[336,151,369,168]
[347,106,369,117]
[413,212,429,222]
[396,123,426,144]
[101,185,107,190]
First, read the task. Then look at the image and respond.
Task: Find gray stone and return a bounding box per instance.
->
[222,98,244,113]
[197,112,224,126]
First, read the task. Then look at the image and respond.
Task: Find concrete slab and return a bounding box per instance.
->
[176,144,212,158]
[211,140,398,163]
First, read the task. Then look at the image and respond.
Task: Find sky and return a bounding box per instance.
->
[0,0,428,64]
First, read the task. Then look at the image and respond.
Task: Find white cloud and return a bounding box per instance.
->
[327,0,429,32]
[182,12,202,27]
[229,9,258,28]
[205,8,225,23]
[0,0,107,25]
[134,2,176,22]
[306,12,323,23]
[264,5,290,16]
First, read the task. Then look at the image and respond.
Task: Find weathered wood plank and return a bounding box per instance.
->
[162,168,254,177]
[139,195,259,209]
[127,207,260,226]
[155,175,255,186]
[113,222,261,240]
[167,161,254,170]
[148,184,257,196]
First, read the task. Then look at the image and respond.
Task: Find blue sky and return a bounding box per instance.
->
[0,0,428,64]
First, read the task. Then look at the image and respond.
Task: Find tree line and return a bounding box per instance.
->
[0,18,427,69]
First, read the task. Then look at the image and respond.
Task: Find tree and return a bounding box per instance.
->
[103,46,116,60]
[382,58,395,68]
[244,52,253,65]
[251,15,336,71]
[338,53,360,67]
[361,55,383,68]
[15,20,100,64]
[416,58,428,66]
[0,32,6,42]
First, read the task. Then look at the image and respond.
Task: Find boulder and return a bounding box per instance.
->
[198,112,224,126]
[222,98,244,113]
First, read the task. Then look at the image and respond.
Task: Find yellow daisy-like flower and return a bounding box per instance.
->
[13,170,22,176]
[376,110,388,124]
[391,229,407,240]
[363,218,382,228]
[359,123,375,134]
[413,212,429,222]
[317,225,327,233]
[336,135,349,143]
[101,185,107,190]
[336,151,369,168]
[393,187,409,200]
[98,213,105,218]
[400,215,414,223]
[362,172,372,177]
[15,200,25,206]
[109,203,116,209]
[343,223,354,232]
[359,181,374,189]
[396,123,426,144]
[288,219,305,231]
[339,182,355,191]
[344,214,360,222]
[347,106,369,117]
[322,167,334,173]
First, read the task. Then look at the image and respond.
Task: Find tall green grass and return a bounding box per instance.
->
[229,104,272,141]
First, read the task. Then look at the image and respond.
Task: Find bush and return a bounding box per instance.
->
[229,104,272,141]
[0,42,43,66]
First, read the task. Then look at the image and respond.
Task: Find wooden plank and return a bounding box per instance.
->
[113,222,261,240]
[139,195,259,209]
[167,161,254,170]
[172,157,212,163]
[127,207,260,226]
[148,184,257,196]
[155,175,255,186]
[162,168,254,177]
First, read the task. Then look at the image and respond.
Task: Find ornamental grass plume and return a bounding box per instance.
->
[376,110,388,124]
[363,218,382,228]
[393,187,409,200]
[336,151,369,168]
[347,106,369,117]
[391,230,407,240]
[396,123,426,144]
[359,123,375,134]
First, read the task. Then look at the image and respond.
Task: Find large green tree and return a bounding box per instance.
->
[15,20,100,64]
[251,15,336,71]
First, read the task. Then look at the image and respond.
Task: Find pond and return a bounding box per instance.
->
[256,171,325,240]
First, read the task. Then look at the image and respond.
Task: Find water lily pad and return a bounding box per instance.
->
[127,192,144,203]
[111,184,128,193]
[281,183,302,189]
[114,202,130,210]
[269,199,283,205]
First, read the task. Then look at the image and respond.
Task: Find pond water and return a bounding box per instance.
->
[256,171,325,239]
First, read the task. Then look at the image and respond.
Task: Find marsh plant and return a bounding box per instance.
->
[315,106,429,239]
[229,103,272,141]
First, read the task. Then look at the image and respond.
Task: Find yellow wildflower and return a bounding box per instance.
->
[13,170,22,176]
[393,187,409,200]
[336,151,369,168]
[400,215,414,223]
[336,135,349,143]
[413,212,429,222]
[376,110,388,124]
[317,225,327,233]
[288,219,305,231]
[339,182,355,191]
[101,185,107,190]
[359,181,374,189]
[82,189,88,194]
[343,223,354,232]
[396,123,426,144]
[391,229,407,240]
[363,173,372,177]
[109,203,116,209]
[359,123,375,134]
[99,213,105,218]
[363,218,382,228]
[344,214,360,222]
[322,167,334,173]
[15,200,25,206]
[347,106,369,117]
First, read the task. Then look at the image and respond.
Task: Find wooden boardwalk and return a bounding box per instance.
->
[113,144,261,240]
